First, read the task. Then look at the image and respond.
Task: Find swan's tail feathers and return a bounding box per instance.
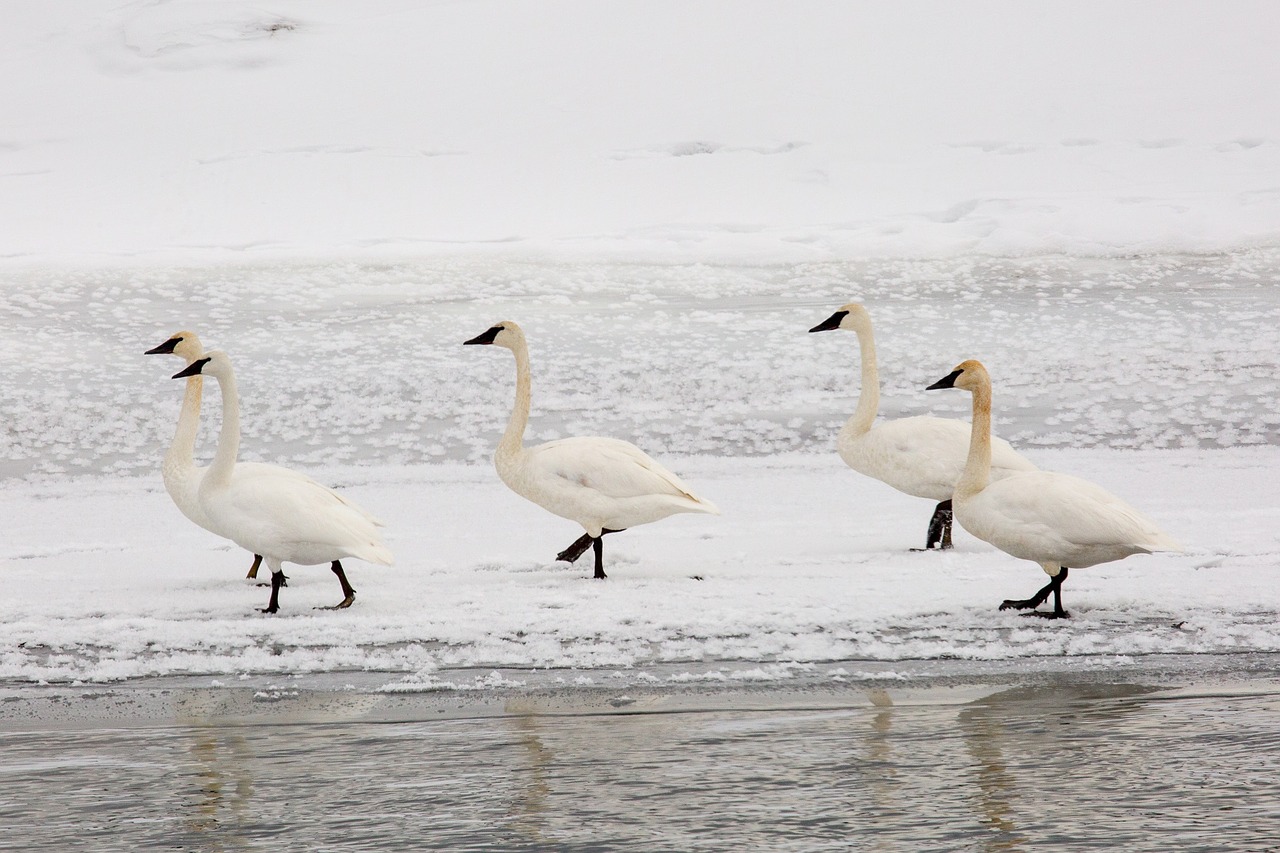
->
[1143,531,1184,554]
[330,490,387,527]
[354,541,395,566]
[679,493,720,516]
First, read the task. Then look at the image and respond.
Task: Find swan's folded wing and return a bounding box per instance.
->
[530,437,703,502]
[981,473,1175,551]
[218,473,390,560]
[236,462,386,526]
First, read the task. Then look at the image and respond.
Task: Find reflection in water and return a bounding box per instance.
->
[184,732,255,844]
[956,684,1163,853]
[175,690,256,850]
[3,683,1279,850]
[864,689,897,811]
[958,692,1024,849]
[504,704,552,844]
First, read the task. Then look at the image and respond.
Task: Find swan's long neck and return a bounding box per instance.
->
[205,367,241,487]
[165,375,202,473]
[839,325,880,445]
[497,337,531,463]
[957,379,993,497]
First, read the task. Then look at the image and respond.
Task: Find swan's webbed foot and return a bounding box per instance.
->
[999,567,1069,619]
[557,533,593,564]
[327,561,357,609]
[246,554,262,579]
[999,597,1043,611]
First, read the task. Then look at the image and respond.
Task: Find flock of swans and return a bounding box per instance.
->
[146,303,1180,620]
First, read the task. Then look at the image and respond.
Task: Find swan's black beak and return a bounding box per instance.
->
[172,357,210,379]
[146,337,181,355]
[464,326,501,346]
[926,369,963,390]
[808,311,848,333]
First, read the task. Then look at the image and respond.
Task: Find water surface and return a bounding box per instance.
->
[3,665,1278,851]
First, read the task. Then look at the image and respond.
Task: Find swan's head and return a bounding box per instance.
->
[808,303,871,334]
[146,330,204,363]
[171,349,232,380]
[464,320,524,350]
[926,359,989,393]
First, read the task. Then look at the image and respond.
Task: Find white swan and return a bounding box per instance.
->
[810,303,1037,549]
[926,359,1182,618]
[464,320,719,579]
[147,330,264,578]
[173,350,393,613]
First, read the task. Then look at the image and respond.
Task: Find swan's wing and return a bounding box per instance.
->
[862,418,969,494]
[236,462,386,526]
[528,437,704,502]
[860,417,1035,491]
[977,472,1176,551]
[212,469,392,563]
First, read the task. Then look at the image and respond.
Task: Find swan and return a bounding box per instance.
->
[464,320,719,579]
[172,350,393,613]
[926,359,1182,618]
[810,303,1038,550]
[146,330,263,578]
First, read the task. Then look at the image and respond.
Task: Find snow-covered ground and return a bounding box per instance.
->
[0,444,1273,685]
[4,1,1280,263]
[2,3,1278,688]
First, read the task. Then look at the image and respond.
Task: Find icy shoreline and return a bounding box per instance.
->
[0,447,1270,685]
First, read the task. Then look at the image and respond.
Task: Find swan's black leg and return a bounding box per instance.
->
[317,560,356,610]
[592,536,607,580]
[999,567,1070,619]
[557,533,593,564]
[261,570,287,614]
[914,500,954,551]
[247,554,262,579]
[1047,572,1069,619]
[558,529,624,566]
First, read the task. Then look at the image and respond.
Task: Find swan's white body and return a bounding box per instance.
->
[179,350,392,608]
[838,414,1033,502]
[957,468,1182,571]
[466,321,717,574]
[931,359,1180,615]
[814,304,1037,502]
[498,435,716,537]
[151,332,380,577]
